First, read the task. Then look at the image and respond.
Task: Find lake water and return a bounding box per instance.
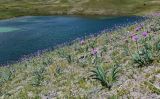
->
[0,16,144,65]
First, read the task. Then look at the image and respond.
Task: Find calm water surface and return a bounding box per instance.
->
[0,16,144,65]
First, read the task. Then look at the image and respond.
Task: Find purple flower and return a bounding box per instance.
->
[131,34,139,41]
[135,26,141,31]
[80,40,85,45]
[91,48,98,55]
[140,23,144,27]
[130,32,135,38]
[142,31,148,37]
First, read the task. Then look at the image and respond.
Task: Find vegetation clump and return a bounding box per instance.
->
[90,64,119,90]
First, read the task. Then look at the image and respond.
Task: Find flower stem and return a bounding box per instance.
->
[136,41,144,65]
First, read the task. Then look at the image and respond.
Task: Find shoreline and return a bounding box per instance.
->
[0,16,146,66]
[0,13,140,20]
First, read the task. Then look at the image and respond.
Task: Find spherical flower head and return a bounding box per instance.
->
[80,40,85,45]
[131,34,139,41]
[135,26,141,31]
[142,31,148,37]
[91,48,98,55]
[130,32,135,38]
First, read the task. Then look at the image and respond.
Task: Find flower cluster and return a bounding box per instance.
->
[131,34,139,41]
[80,39,85,45]
[91,48,98,55]
[131,31,148,42]
[127,24,154,67]
[142,31,148,38]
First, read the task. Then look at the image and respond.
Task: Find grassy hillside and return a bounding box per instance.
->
[0,0,160,19]
[1,15,160,98]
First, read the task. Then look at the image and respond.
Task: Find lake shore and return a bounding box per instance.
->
[0,16,144,65]
[1,15,160,98]
[0,13,138,20]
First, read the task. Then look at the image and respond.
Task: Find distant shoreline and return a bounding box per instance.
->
[0,13,138,20]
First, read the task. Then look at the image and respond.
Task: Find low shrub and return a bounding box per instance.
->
[31,67,46,86]
[54,65,63,77]
[90,64,120,90]
[57,49,73,64]
[0,68,13,86]
[127,31,155,67]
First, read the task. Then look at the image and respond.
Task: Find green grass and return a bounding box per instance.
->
[1,15,160,98]
[0,0,160,19]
